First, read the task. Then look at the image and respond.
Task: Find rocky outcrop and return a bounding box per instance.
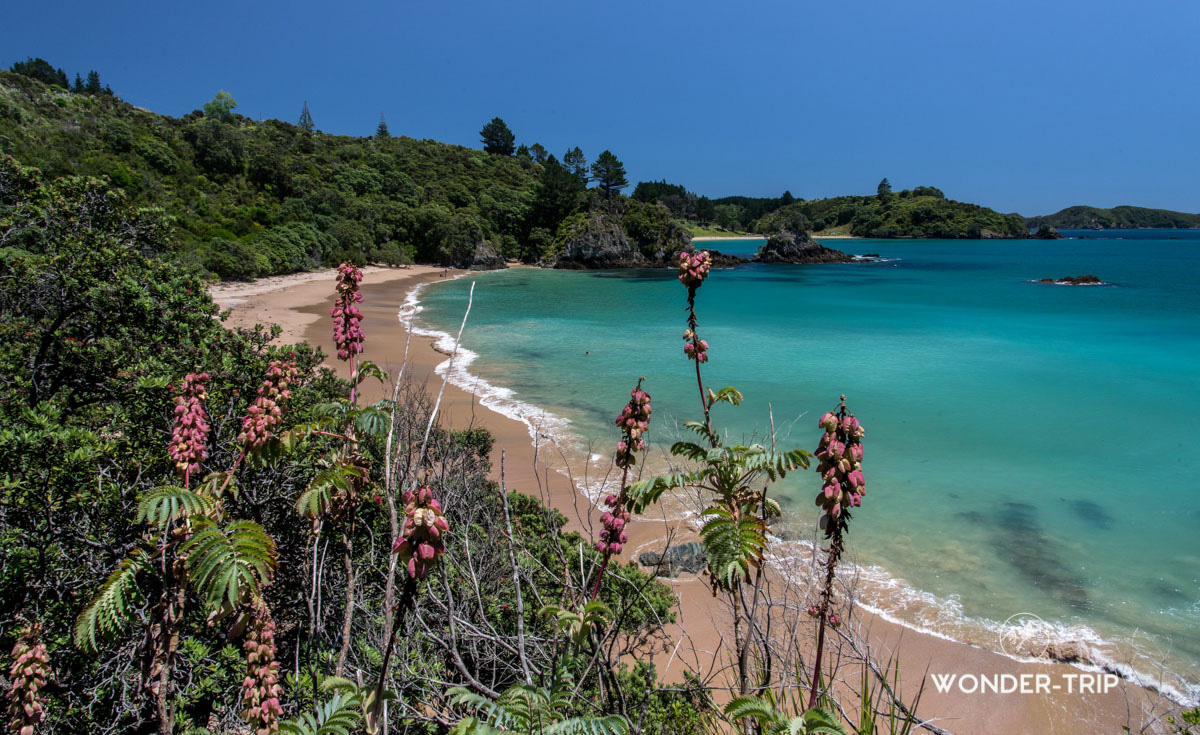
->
[638,542,707,577]
[753,230,853,264]
[552,210,691,268]
[1036,275,1105,286]
[467,241,507,271]
[1033,224,1064,240]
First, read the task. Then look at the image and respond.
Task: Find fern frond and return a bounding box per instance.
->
[137,485,215,527]
[278,678,363,735]
[295,463,363,518]
[74,548,150,652]
[546,715,630,735]
[183,519,277,611]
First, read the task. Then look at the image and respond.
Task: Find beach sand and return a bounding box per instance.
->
[211,266,1164,735]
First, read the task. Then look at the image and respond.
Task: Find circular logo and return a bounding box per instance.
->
[999,613,1050,658]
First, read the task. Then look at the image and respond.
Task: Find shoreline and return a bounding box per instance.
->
[210,266,1169,734]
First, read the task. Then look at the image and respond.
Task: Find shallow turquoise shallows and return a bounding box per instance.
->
[415,231,1200,697]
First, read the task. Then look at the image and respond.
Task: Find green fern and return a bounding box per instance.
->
[279,677,364,735]
[540,601,612,647]
[295,462,365,518]
[449,672,629,735]
[74,548,151,652]
[724,696,845,735]
[137,485,216,527]
[182,519,277,610]
[699,505,766,589]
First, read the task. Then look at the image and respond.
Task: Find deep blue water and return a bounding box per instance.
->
[415,230,1200,695]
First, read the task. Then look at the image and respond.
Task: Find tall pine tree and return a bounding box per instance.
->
[564,147,588,184]
[479,117,515,156]
[590,150,628,197]
[376,113,390,139]
[298,101,314,133]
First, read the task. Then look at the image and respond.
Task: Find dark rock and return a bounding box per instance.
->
[754,230,853,264]
[1037,274,1105,286]
[467,241,507,271]
[1034,224,1064,240]
[1040,641,1095,666]
[638,542,706,577]
[552,211,691,269]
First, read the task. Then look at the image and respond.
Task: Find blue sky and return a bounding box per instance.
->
[3,0,1198,215]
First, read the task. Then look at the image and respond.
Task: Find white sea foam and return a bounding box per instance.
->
[400,277,1199,707]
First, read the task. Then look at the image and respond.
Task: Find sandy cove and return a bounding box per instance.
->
[211,266,1160,735]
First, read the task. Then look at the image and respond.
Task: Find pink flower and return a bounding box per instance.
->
[7,622,47,735]
[677,250,712,289]
[392,483,448,579]
[812,398,866,533]
[237,360,299,450]
[331,262,365,362]
[167,372,210,486]
[240,601,283,735]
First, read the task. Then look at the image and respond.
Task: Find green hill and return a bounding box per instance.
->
[0,68,685,278]
[752,186,1028,239]
[1026,205,1200,230]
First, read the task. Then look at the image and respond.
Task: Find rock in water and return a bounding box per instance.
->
[1036,274,1105,285]
[638,541,707,577]
[754,230,853,264]
[1034,224,1064,239]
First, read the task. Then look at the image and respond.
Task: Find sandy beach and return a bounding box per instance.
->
[211,266,1165,735]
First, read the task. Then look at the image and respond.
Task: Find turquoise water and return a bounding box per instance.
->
[415,232,1200,697]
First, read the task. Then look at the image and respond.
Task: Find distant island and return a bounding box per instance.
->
[1026,205,1200,230]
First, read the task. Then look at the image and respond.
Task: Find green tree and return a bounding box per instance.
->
[73,72,84,93]
[590,150,628,197]
[526,155,584,252]
[480,117,516,155]
[85,69,102,95]
[298,100,314,132]
[10,57,68,88]
[563,146,588,184]
[204,90,238,123]
[877,177,892,199]
[529,143,548,163]
[376,113,390,139]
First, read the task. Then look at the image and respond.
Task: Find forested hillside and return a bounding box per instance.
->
[753,184,1028,238]
[1026,205,1200,230]
[0,65,684,278]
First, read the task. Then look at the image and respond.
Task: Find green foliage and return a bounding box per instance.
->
[481,117,516,156]
[137,485,217,526]
[9,57,69,88]
[279,677,365,735]
[754,190,1028,238]
[590,150,628,196]
[203,90,238,123]
[449,672,630,735]
[72,549,151,652]
[1027,204,1200,229]
[182,519,277,610]
[724,697,846,735]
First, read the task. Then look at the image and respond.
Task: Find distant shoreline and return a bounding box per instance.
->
[691,233,859,241]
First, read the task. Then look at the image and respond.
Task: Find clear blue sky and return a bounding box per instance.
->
[4,0,1198,215]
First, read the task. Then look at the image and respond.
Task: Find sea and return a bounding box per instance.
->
[408,229,1200,703]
